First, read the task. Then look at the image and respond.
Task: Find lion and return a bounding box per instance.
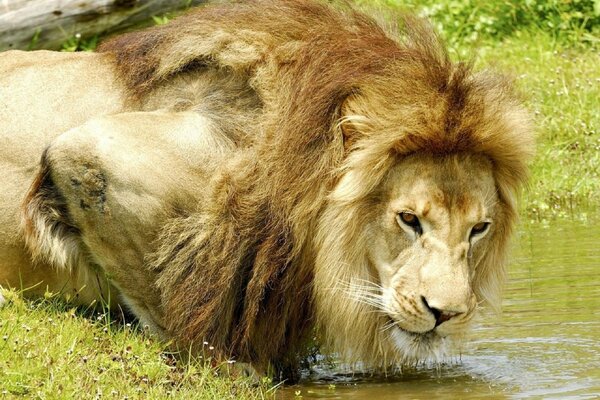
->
[0,0,534,380]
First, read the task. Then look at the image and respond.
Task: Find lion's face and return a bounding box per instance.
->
[367,153,497,359]
[315,152,502,365]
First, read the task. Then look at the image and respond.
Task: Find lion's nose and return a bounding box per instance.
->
[421,296,463,327]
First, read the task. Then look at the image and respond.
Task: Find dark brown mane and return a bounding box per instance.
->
[98,0,386,98]
[99,0,532,379]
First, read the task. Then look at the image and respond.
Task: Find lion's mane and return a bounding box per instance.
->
[98,0,533,376]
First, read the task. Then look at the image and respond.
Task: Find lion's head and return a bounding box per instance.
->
[312,46,533,366]
[96,0,534,378]
[315,154,507,365]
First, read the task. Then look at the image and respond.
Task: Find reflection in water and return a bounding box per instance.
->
[282,219,600,399]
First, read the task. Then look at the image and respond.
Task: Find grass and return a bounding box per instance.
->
[0,290,274,399]
[5,0,599,398]
[481,35,599,222]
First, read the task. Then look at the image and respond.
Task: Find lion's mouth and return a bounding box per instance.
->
[386,315,439,336]
[383,312,467,363]
[394,323,438,337]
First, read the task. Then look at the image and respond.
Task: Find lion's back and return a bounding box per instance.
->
[0,50,126,165]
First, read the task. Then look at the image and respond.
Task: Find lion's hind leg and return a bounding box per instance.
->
[20,149,115,308]
[20,110,230,338]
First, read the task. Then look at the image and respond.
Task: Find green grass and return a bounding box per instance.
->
[360,0,600,48]
[0,290,274,399]
[6,0,598,397]
[480,35,599,222]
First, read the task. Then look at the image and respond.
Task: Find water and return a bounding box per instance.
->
[281,218,600,399]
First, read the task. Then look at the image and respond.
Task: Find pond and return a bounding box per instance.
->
[281,216,600,399]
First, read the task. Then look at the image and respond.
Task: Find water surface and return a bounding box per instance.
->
[282,218,600,399]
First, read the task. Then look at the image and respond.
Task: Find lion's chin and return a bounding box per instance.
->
[389,326,453,364]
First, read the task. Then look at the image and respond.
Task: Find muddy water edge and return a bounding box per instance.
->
[281,216,600,399]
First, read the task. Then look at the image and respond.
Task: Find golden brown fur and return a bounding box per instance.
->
[3,0,534,380]
[100,0,532,374]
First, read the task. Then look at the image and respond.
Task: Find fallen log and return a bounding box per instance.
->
[0,0,207,51]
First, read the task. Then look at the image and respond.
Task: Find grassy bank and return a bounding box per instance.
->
[2,1,598,398]
[0,291,274,399]
[478,34,599,222]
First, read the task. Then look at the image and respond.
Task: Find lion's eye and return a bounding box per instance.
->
[470,222,490,237]
[398,212,422,235]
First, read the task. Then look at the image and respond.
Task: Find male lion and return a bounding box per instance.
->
[0,0,533,380]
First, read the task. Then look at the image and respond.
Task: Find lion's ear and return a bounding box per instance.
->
[339,118,360,151]
[338,96,369,151]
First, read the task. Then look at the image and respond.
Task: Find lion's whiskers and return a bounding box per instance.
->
[344,290,386,311]
[380,320,398,333]
[333,279,388,313]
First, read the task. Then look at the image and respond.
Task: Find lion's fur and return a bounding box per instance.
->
[3,0,534,379]
[97,0,533,374]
